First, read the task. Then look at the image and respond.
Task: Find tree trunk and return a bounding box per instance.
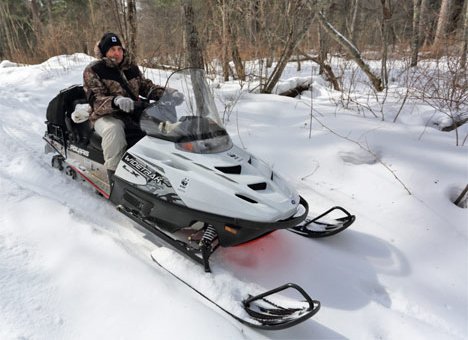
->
[419,0,433,47]
[433,0,454,52]
[454,184,468,207]
[380,0,391,87]
[110,0,125,47]
[317,11,384,92]
[299,51,341,91]
[182,0,204,69]
[126,0,138,63]
[227,20,245,81]
[29,0,42,33]
[411,0,423,67]
[0,3,14,59]
[461,0,468,69]
[219,0,230,81]
[262,1,312,94]
[318,24,329,75]
[181,0,208,118]
[46,0,53,22]
[278,83,310,97]
[349,0,360,45]
[0,3,24,60]
[296,52,302,72]
[262,24,309,93]
[250,0,262,43]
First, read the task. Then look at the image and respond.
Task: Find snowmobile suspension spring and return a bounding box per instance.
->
[200,225,218,273]
[201,225,218,244]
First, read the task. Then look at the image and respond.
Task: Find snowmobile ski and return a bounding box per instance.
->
[288,206,355,238]
[151,247,320,330]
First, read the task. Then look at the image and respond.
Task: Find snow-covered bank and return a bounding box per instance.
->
[0,54,467,339]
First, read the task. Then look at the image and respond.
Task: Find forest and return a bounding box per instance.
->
[1,1,466,71]
[1,0,467,131]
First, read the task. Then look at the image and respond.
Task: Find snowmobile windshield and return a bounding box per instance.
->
[140,68,232,154]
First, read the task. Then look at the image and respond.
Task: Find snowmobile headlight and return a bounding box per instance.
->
[176,135,233,154]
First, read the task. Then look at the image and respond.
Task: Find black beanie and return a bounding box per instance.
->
[98,33,123,56]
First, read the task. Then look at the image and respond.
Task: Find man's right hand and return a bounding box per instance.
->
[114,96,134,113]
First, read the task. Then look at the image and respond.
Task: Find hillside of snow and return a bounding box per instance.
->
[0,54,467,339]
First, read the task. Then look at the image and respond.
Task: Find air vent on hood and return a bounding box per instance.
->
[173,153,192,161]
[216,173,238,183]
[235,194,257,204]
[193,162,213,171]
[215,165,241,174]
[248,182,267,190]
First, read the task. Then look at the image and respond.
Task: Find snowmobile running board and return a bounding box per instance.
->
[288,206,355,238]
[117,205,210,268]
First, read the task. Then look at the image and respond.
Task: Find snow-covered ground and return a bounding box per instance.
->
[0,54,467,339]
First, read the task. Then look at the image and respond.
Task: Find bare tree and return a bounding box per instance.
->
[262,0,314,94]
[379,0,391,87]
[433,0,455,52]
[29,0,42,38]
[410,57,468,145]
[317,10,384,92]
[348,0,361,46]
[182,0,204,69]
[0,1,35,62]
[87,0,97,40]
[461,0,468,69]
[216,0,245,80]
[1,0,466,81]
[106,0,139,55]
[218,0,230,80]
[418,0,437,48]
[126,0,138,62]
[411,0,423,67]
[227,12,245,81]
[454,184,468,207]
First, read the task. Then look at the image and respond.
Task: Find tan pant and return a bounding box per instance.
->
[94,116,127,171]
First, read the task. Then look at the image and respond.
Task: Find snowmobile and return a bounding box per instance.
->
[44,68,355,330]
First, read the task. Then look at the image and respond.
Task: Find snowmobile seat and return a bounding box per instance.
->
[47,85,144,156]
[46,85,102,152]
[65,98,102,151]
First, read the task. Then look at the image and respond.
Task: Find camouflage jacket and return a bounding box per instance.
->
[83,55,165,122]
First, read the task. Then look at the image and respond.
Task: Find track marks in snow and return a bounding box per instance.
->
[338,148,378,165]
[389,291,465,339]
[0,227,66,340]
[360,280,392,308]
[357,281,463,339]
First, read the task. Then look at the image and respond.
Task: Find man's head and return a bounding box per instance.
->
[98,32,124,64]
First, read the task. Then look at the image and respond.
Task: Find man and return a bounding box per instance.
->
[83,32,180,181]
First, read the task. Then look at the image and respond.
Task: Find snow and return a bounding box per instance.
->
[1,54,467,339]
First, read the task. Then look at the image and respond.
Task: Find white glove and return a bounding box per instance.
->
[114,96,134,113]
[159,121,181,133]
[71,103,90,123]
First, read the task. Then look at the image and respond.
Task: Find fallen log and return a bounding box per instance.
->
[279,83,311,97]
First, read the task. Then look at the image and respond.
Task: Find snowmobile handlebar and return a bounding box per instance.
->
[134,92,181,115]
[133,99,150,113]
